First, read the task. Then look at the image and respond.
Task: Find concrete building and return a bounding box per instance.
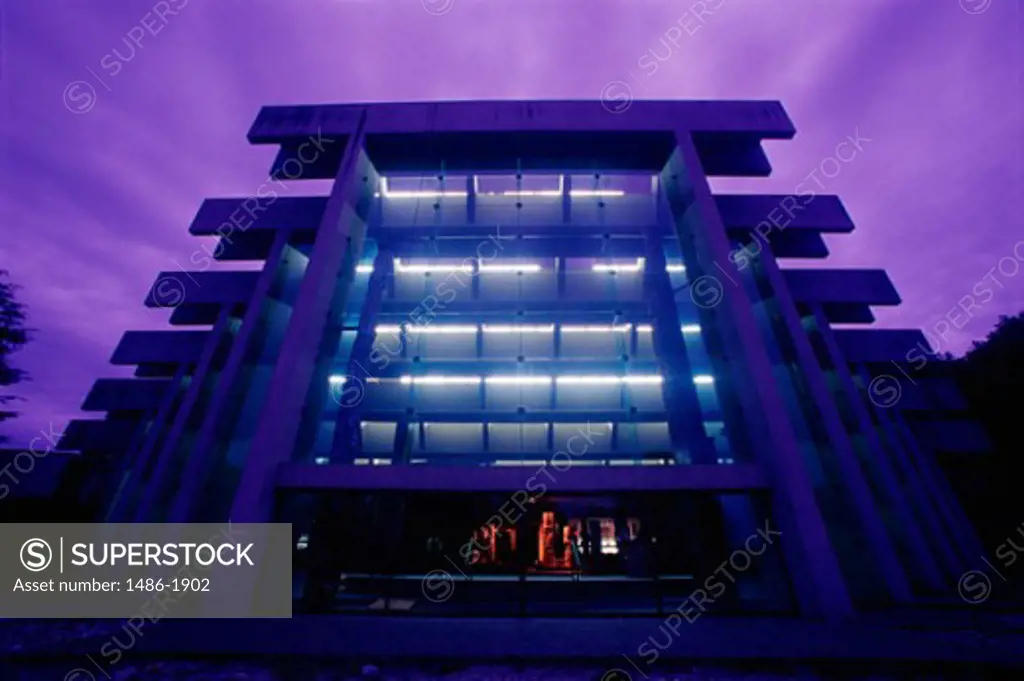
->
[60,100,989,621]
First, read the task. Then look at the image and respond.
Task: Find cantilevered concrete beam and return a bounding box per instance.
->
[276,463,769,492]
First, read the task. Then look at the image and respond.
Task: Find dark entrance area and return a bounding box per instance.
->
[279,489,792,616]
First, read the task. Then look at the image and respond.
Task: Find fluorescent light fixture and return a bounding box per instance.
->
[556,376,623,385]
[314,457,330,465]
[635,324,653,333]
[399,376,481,385]
[485,376,552,385]
[592,257,645,273]
[481,324,555,334]
[393,258,472,274]
[500,190,562,197]
[665,264,686,273]
[374,325,402,334]
[404,325,478,334]
[693,375,715,385]
[356,264,374,273]
[328,375,347,386]
[681,324,702,334]
[372,458,392,465]
[556,375,663,385]
[641,459,668,466]
[473,176,628,199]
[560,324,632,333]
[477,263,542,273]
[353,458,370,465]
[570,189,626,197]
[494,460,549,467]
[380,177,468,199]
[621,375,664,385]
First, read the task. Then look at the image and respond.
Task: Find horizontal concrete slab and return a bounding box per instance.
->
[82,378,172,412]
[57,419,137,452]
[784,269,900,306]
[833,329,929,363]
[276,463,769,492]
[189,196,328,236]
[144,270,261,308]
[111,330,210,365]
[715,194,855,233]
[248,100,796,143]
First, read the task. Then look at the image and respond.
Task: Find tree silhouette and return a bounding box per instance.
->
[0,270,31,443]
[946,312,1023,544]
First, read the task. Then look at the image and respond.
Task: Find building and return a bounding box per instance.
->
[60,100,989,622]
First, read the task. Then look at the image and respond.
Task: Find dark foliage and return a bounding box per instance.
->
[946,312,1024,544]
[0,270,32,443]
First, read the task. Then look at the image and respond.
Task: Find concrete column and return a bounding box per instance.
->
[641,220,714,464]
[661,132,852,619]
[106,362,190,521]
[894,410,985,564]
[231,119,374,522]
[853,363,966,581]
[166,230,296,522]
[809,303,956,591]
[133,306,234,522]
[760,255,918,599]
[329,249,391,464]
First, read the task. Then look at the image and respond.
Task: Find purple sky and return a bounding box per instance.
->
[0,0,1021,448]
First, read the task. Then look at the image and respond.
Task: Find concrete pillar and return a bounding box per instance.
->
[661,132,852,619]
[640,220,715,464]
[166,230,296,522]
[853,363,966,581]
[894,410,985,564]
[231,120,374,522]
[759,254,917,599]
[106,362,189,521]
[809,303,955,591]
[133,306,234,522]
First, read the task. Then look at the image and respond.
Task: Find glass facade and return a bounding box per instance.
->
[295,173,738,470]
